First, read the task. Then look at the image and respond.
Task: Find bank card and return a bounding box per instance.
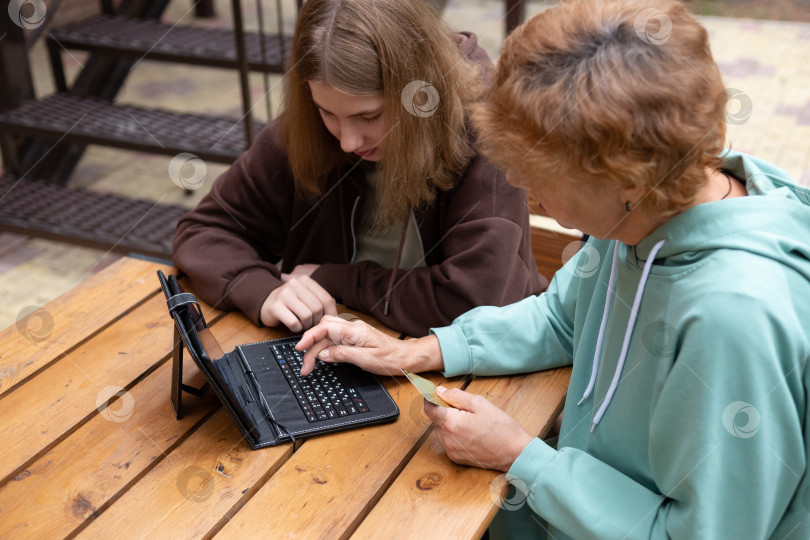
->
[401,369,450,407]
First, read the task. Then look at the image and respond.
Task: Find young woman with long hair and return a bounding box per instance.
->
[173,0,546,337]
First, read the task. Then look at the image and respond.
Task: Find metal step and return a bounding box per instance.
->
[0,93,262,163]
[47,13,291,72]
[0,175,189,259]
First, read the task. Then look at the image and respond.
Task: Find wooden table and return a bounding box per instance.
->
[0,256,570,539]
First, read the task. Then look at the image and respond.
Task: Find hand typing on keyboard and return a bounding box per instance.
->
[296,315,444,377]
[271,342,370,422]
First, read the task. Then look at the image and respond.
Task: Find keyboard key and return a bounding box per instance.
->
[270,342,370,422]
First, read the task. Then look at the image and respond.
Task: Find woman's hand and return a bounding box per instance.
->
[260,276,338,332]
[281,263,320,282]
[296,315,444,376]
[425,386,534,472]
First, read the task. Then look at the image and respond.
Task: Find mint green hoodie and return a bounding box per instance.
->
[433,150,810,539]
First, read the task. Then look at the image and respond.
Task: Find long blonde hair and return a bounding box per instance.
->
[279,0,483,227]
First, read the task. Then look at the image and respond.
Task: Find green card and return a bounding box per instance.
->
[401,369,450,407]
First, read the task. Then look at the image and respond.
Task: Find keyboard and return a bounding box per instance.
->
[270,343,370,422]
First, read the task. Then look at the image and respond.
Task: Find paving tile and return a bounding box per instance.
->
[0,232,33,256]
[0,236,44,274]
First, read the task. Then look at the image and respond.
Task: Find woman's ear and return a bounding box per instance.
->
[619,184,647,212]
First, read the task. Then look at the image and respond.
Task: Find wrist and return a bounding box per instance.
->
[406,334,444,372]
[260,289,280,327]
[503,431,534,472]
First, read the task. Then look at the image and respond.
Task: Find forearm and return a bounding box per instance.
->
[432,293,574,378]
[174,224,282,320]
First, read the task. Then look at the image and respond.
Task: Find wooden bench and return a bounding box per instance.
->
[530,213,584,283]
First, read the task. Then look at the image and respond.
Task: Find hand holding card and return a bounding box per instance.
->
[401,369,451,407]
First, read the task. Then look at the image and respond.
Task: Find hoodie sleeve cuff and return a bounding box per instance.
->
[430,324,473,377]
[225,267,282,326]
[310,263,352,302]
[508,437,556,487]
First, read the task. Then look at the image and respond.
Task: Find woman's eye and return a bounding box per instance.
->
[363,115,380,124]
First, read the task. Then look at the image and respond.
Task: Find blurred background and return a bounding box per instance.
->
[1,0,809,330]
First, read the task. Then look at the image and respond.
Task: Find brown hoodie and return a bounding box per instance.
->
[173,32,546,336]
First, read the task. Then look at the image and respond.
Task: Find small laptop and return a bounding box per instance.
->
[157,270,399,449]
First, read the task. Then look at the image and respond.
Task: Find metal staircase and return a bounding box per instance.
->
[0,0,523,260]
[0,0,296,259]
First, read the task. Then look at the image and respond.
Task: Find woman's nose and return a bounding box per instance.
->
[339,125,363,153]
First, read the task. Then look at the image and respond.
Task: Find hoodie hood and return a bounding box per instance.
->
[633,149,810,280]
[455,31,496,86]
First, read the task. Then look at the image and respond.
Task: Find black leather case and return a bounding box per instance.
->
[157,270,399,450]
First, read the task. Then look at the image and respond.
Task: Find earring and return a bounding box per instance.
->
[625,201,632,212]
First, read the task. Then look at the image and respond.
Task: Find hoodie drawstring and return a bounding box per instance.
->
[579,239,667,431]
[578,242,620,406]
[383,216,410,316]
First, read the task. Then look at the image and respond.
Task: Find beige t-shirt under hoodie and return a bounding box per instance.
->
[354,167,425,270]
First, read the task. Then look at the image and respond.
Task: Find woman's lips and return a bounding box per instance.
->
[354,148,377,158]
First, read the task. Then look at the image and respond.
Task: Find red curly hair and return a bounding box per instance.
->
[474,0,728,217]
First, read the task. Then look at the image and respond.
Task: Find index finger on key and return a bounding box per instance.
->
[297,318,351,374]
[300,338,332,376]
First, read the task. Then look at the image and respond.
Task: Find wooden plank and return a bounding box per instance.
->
[350,367,572,540]
[0,310,272,539]
[0,358,214,539]
[530,224,582,283]
[70,308,402,539]
[0,269,222,485]
[213,372,467,540]
[0,291,176,484]
[0,257,171,397]
[75,408,292,540]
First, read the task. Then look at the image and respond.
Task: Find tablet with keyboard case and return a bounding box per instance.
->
[158,270,399,449]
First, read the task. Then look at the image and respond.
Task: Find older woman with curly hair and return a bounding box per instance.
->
[298,0,810,538]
